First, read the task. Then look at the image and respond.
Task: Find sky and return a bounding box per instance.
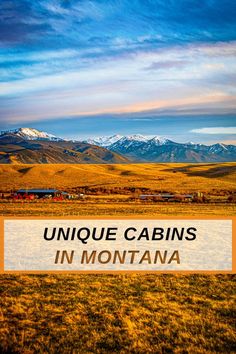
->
[0,0,236,144]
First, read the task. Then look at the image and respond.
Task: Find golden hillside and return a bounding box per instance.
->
[0,162,236,193]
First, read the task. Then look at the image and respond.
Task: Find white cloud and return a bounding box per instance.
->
[190,127,236,134]
[1,41,236,122]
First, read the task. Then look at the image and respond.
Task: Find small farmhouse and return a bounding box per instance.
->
[16,189,68,199]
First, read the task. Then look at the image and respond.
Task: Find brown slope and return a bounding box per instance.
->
[0,135,129,164]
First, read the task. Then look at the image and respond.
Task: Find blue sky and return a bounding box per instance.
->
[0,0,236,143]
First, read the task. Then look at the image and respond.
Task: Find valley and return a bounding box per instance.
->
[0,162,235,216]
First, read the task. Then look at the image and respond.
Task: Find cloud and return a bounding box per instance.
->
[144,60,190,71]
[190,127,236,134]
[1,1,236,129]
[1,0,236,49]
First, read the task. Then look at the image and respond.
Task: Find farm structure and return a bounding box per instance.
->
[139,194,194,202]
[15,189,69,200]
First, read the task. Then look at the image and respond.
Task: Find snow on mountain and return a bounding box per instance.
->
[0,128,64,141]
[85,134,236,162]
[110,136,146,151]
[84,134,169,147]
[123,134,150,142]
[85,134,123,147]
[1,128,235,162]
[209,143,228,153]
[108,135,176,157]
[148,136,174,145]
[85,134,152,147]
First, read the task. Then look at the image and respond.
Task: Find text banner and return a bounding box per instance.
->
[3,219,232,271]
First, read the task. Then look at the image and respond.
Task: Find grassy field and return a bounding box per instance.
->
[0,200,235,216]
[0,274,235,353]
[0,163,235,353]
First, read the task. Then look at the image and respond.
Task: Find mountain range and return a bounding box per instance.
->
[85,134,236,163]
[0,128,128,164]
[0,128,235,163]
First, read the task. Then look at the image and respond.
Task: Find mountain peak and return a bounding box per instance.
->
[84,134,123,147]
[149,136,172,145]
[0,127,64,141]
[124,134,149,141]
[84,134,174,147]
[209,143,228,152]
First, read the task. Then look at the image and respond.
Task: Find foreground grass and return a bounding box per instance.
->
[0,200,235,216]
[0,274,235,353]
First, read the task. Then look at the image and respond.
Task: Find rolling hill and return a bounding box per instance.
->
[1,162,235,194]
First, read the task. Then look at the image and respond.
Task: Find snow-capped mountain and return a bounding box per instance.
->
[148,136,174,146]
[0,128,64,141]
[85,134,123,147]
[0,129,128,164]
[1,128,235,162]
[85,134,176,150]
[110,135,150,151]
[122,134,150,142]
[84,134,236,162]
[84,134,167,146]
[209,143,228,153]
[84,134,151,147]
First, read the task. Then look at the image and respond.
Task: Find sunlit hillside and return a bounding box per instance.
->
[0,162,236,193]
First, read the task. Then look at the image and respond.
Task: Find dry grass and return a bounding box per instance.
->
[0,200,235,216]
[0,162,236,193]
[0,274,235,354]
[1,163,235,353]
